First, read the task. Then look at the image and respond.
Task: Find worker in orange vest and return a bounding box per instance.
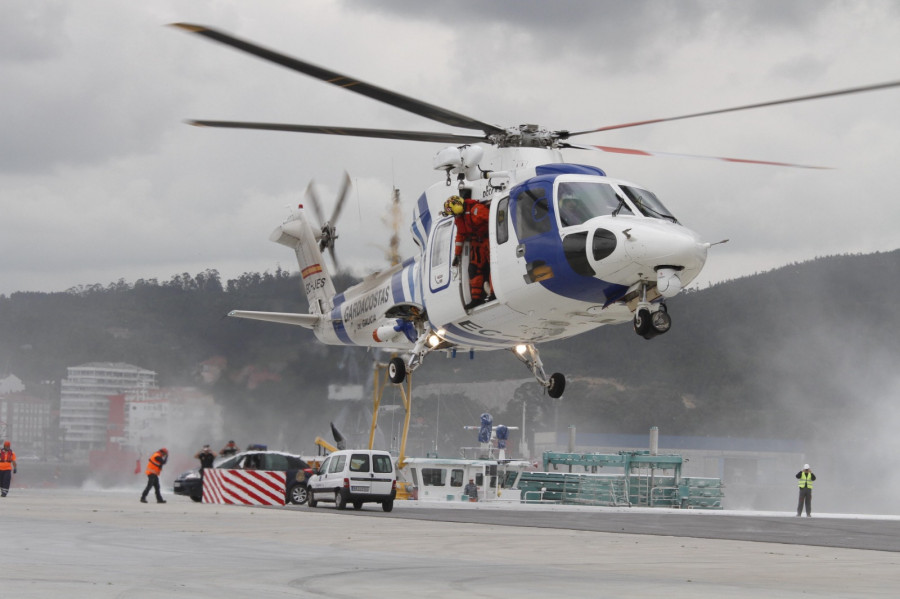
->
[0,441,17,497]
[140,448,169,504]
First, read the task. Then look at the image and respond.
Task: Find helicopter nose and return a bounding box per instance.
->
[564,221,708,291]
[622,223,708,279]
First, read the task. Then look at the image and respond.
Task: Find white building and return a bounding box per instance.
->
[123,387,223,454]
[59,363,157,452]
[0,392,52,455]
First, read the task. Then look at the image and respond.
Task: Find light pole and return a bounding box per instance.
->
[520,398,529,459]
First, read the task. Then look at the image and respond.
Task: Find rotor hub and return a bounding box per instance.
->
[491,125,560,149]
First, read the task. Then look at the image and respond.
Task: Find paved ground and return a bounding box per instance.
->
[360,502,900,552]
[2,489,899,598]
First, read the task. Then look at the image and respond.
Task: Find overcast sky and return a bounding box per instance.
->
[1,0,898,297]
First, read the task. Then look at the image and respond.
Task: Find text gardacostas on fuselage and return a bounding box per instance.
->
[344,287,391,323]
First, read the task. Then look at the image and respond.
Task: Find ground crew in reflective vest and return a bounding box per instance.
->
[140,448,169,504]
[0,441,17,498]
[796,464,815,517]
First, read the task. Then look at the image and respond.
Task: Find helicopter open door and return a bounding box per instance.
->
[428,218,455,293]
[424,216,470,324]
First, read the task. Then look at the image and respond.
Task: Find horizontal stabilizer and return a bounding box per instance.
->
[227,310,321,329]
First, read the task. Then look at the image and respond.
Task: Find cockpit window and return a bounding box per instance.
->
[620,186,677,222]
[556,181,631,227]
[514,185,553,239]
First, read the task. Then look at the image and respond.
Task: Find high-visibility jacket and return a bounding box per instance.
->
[0,449,15,471]
[146,451,167,476]
[453,199,490,259]
[798,471,814,489]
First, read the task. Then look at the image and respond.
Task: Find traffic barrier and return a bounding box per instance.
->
[203,469,286,506]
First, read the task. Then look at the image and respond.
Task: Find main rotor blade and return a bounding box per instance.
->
[327,246,341,274]
[187,120,487,144]
[567,79,900,137]
[172,23,504,136]
[562,142,832,169]
[330,172,352,225]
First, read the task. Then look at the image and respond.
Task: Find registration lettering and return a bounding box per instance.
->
[459,319,502,337]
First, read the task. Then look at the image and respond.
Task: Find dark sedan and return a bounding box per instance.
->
[173,450,314,504]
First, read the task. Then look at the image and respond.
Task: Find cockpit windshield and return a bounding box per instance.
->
[556,181,632,227]
[620,186,677,222]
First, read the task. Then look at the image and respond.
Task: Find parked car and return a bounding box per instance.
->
[307,449,396,512]
[173,450,314,504]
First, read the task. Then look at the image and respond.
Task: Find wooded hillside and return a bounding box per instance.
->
[1,251,897,455]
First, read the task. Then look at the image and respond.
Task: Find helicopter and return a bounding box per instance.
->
[172,23,900,399]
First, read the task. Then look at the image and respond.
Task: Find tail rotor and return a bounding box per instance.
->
[305,172,352,272]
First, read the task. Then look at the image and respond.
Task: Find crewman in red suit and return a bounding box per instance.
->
[443,195,491,310]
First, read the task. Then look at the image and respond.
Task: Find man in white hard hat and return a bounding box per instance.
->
[795,464,816,517]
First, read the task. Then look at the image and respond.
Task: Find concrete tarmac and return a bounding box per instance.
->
[2,489,898,598]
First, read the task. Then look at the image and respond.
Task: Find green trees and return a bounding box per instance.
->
[1,250,897,444]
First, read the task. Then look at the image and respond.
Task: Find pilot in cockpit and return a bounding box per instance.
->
[558,195,587,227]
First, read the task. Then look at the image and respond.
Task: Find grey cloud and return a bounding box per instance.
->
[0,5,192,173]
[335,0,862,72]
[0,2,70,63]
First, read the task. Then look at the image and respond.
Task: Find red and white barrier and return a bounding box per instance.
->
[202,469,286,506]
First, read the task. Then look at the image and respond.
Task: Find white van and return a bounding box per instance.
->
[307,449,397,512]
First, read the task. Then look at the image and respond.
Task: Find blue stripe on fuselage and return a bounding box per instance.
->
[412,192,432,245]
[535,163,606,177]
[411,224,423,248]
[405,258,417,304]
[330,298,353,345]
[391,269,405,304]
[439,321,517,348]
[528,232,629,304]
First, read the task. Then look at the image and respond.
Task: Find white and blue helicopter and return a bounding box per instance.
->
[173,24,900,399]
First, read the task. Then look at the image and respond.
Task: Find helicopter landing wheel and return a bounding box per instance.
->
[388,356,407,384]
[547,372,566,399]
[641,328,660,340]
[633,308,652,337]
[651,309,672,334]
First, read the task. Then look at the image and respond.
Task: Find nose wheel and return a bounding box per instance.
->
[388,356,407,384]
[634,304,671,340]
[547,372,566,399]
[511,344,566,398]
